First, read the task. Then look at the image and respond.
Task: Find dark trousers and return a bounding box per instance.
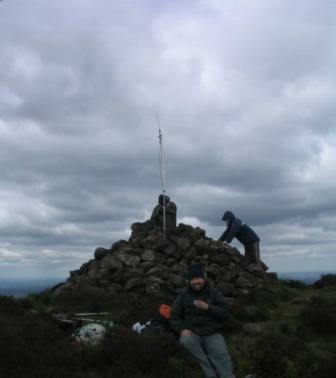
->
[180,333,235,378]
[244,242,261,265]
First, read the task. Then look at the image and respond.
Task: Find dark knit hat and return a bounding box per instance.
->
[187,264,205,280]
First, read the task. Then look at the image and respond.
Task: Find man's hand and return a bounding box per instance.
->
[193,300,209,311]
[180,329,193,337]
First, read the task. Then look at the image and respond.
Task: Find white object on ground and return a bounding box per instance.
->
[75,323,106,346]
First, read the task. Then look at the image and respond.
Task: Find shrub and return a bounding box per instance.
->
[25,289,53,310]
[280,279,308,290]
[0,296,202,378]
[314,274,336,289]
[242,326,336,378]
[300,296,336,336]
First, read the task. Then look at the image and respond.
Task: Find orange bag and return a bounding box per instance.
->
[159,304,171,320]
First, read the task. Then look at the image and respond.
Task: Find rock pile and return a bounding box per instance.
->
[53,220,268,302]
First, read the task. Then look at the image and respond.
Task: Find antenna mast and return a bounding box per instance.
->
[157,115,167,240]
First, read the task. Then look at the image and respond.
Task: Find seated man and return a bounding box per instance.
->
[151,194,177,233]
[219,210,263,268]
[170,264,235,378]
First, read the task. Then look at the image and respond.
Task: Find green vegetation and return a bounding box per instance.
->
[229,278,336,378]
[0,295,201,378]
[1,277,336,377]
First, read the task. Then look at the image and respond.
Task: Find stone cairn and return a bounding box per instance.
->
[53,220,269,302]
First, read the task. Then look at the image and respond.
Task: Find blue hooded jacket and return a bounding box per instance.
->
[219,211,260,245]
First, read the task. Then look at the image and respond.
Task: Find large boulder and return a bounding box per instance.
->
[94,247,109,260]
[117,253,141,267]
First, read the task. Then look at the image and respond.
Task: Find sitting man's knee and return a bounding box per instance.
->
[179,335,197,347]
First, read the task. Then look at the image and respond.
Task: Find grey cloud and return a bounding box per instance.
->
[0,0,335,277]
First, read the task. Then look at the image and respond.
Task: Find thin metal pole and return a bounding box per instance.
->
[157,115,166,240]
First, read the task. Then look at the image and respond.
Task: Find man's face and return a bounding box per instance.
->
[190,277,205,292]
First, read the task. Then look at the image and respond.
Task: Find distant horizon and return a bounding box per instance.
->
[1,269,336,281]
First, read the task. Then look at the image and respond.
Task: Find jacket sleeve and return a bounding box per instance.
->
[208,289,229,320]
[218,228,229,241]
[223,218,242,243]
[169,294,185,335]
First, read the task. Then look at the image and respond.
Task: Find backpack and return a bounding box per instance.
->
[141,304,175,336]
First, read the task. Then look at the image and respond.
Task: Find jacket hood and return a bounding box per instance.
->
[222,211,235,223]
[158,194,170,204]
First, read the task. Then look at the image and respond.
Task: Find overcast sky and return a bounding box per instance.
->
[0,0,335,279]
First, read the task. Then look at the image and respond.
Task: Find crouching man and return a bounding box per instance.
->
[170,264,235,378]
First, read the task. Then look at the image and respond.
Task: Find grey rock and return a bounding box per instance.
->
[140,261,157,271]
[154,239,170,253]
[88,261,101,280]
[205,264,221,278]
[96,268,110,280]
[164,244,176,256]
[211,254,232,266]
[124,278,143,292]
[123,268,144,281]
[70,270,80,280]
[131,221,151,235]
[194,239,210,252]
[246,263,266,278]
[185,248,197,260]
[97,279,111,288]
[165,258,177,267]
[178,261,188,269]
[221,271,238,282]
[171,264,181,274]
[146,267,162,276]
[52,283,73,300]
[118,253,141,267]
[79,262,90,274]
[146,267,169,280]
[94,247,109,260]
[76,286,106,298]
[209,245,220,253]
[111,240,128,252]
[192,227,206,238]
[170,274,186,288]
[173,249,182,259]
[145,282,161,296]
[76,276,94,290]
[236,277,255,289]
[141,250,156,262]
[101,255,123,271]
[228,262,237,271]
[236,273,256,288]
[177,237,191,251]
[121,246,139,255]
[147,276,164,284]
